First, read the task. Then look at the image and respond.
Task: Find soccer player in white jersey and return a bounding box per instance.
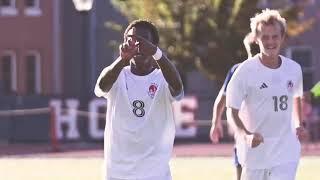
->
[209,32,257,180]
[226,9,306,180]
[94,20,183,180]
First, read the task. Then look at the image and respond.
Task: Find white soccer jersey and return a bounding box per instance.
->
[95,66,178,179]
[226,55,303,169]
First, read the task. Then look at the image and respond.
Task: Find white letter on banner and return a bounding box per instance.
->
[88,99,106,139]
[173,96,198,138]
[50,99,80,140]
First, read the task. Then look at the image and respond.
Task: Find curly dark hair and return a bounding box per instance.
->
[124,19,159,45]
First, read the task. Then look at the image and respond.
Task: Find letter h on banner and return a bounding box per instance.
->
[50,99,80,140]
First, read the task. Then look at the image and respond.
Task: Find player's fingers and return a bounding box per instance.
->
[210,133,215,141]
[259,134,264,143]
[127,35,153,53]
[296,127,304,137]
[123,43,130,51]
[127,34,149,43]
[125,27,136,39]
[127,36,142,49]
[119,44,123,52]
[251,134,263,148]
[127,45,138,55]
[126,44,138,57]
[253,140,261,147]
[120,43,126,49]
[209,128,214,139]
[251,140,259,148]
[297,128,308,141]
[119,44,127,55]
[212,134,219,143]
[296,129,300,136]
[210,128,219,143]
[127,35,137,47]
[210,133,215,143]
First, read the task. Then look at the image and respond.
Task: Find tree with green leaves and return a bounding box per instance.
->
[109,0,317,81]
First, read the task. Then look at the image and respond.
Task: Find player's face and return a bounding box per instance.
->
[255,22,284,58]
[126,27,154,68]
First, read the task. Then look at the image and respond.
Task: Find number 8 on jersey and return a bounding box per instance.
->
[132,100,145,117]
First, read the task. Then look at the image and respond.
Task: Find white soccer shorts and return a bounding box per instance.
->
[106,170,172,180]
[241,162,298,180]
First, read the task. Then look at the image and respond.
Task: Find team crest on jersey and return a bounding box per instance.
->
[287,80,294,92]
[148,83,158,98]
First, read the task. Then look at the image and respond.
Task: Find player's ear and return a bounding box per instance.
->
[250,31,258,44]
[280,34,285,43]
[253,36,258,44]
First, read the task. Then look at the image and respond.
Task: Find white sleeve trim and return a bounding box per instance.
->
[226,63,247,110]
[94,67,113,98]
[173,89,184,101]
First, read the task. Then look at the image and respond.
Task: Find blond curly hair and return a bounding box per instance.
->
[250,9,286,37]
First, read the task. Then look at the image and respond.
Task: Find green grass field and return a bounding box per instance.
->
[0,156,318,179]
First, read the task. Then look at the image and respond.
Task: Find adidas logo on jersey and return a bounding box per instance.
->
[260,83,268,89]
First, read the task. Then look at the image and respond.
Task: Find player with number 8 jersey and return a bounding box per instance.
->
[94,20,183,180]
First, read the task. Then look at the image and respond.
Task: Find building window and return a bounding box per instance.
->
[25,0,36,6]
[286,46,314,90]
[257,0,292,8]
[257,0,315,8]
[0,0,17,16]
[0,0,11,6]
[0,51,17,94]
[24,0,41,16]
[25,51,41,94]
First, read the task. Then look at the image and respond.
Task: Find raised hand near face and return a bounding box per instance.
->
[119,33,139,61]
[126,27,157,57]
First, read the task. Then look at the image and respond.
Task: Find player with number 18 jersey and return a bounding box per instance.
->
[226,55,303,169]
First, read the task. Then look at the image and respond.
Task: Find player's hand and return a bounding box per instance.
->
[246,133,264,148]
[296,126,308,142]
[209,123,223,144]
[119,36,139,61]
[127,33,157,57]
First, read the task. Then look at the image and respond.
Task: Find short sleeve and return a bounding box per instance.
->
[294,65,303,98]
[94,67,120,99]
[164,81,184,102]
[226,64,247,110]
[222,64,240,95]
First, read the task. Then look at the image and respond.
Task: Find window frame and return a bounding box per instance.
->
[0,0,18,16]
[1,50,17,93]
[25,50,41,94]
[24,0,41,16]
[286,46,314,89]
[286,46,314,72]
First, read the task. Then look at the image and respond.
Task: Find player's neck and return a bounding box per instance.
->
[258,53,281,69]
[130,64,155,76]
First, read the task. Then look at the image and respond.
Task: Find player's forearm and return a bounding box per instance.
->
[293,97,304,127]
[156,54,183,96]
[98,56,127,92]
[211,93,226,127]
[228,108,251,135]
